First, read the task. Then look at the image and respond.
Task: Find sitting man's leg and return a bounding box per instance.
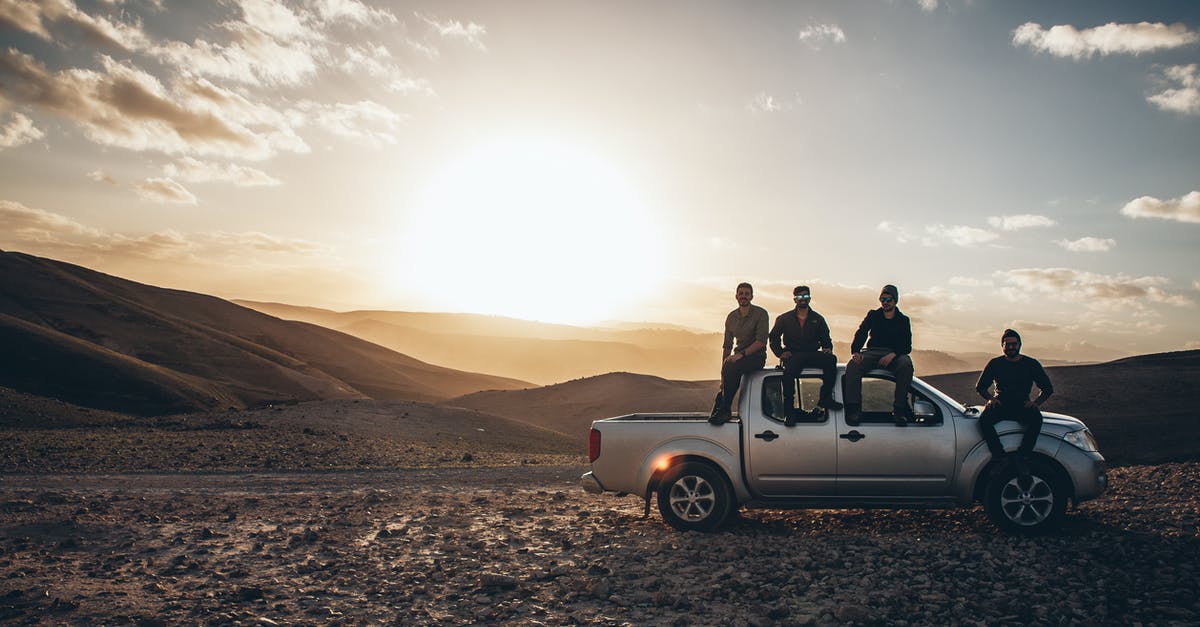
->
[780,356,802,426]
[977,406,1007,460]
[888,354,915,423]
[813,351,842,410]
[842,356,864,425]
[1013,406,1043,479]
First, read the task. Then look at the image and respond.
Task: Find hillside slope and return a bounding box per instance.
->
[0,251,528,415]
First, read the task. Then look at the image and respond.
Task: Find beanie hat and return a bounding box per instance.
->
[882,284,899,300]
[1002,328,1021,343]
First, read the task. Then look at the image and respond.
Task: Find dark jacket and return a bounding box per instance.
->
[769,308,833,356]
[975,355,1054,406]
[850,308,912,355]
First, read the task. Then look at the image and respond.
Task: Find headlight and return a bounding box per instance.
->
[1063,429,1099,452]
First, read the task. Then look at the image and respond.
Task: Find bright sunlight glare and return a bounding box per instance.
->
[394,136,667,323]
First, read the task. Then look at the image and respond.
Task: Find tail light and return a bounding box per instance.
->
[588,428,601,462]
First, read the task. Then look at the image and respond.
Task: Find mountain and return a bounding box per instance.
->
[925,350,1200,465]
[235,300,984,384]
[0,250,528,415]
[445,372,716,442]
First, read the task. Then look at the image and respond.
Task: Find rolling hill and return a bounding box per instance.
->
[0,250,528,415]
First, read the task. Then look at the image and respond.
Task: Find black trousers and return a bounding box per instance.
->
[978,403,1043,458]
[718,352,766,412]
[780,351,838,410]
[843,348,914,410]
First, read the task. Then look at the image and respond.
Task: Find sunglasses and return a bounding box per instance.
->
[794,294,811,300]
[879,296,895,303]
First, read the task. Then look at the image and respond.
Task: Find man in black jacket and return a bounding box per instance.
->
[975,328,1053,479]
[843,284,914,426]
[768,285,842,426]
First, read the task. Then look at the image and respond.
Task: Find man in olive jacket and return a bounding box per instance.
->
[768,285,842,426]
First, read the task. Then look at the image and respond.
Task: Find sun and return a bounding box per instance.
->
[393,135,667,324]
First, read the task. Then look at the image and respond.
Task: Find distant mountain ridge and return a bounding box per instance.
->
[235,300,986,384]
[0,250,528,415]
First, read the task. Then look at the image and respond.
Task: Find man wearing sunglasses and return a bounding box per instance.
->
[975,328,1053,479]
[710,282,769,425]
[768,285,842,426]
[843,284,914,426]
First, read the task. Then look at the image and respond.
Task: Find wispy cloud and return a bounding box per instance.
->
[86,169,116,185]
[1055,236,1115,252]
[0,0,150,52]
[996,267,1194,307]
[1148,64,1200,115]
[924,224,999,247]
[987,214,1056,231]
[1013,22,1199,59]
[917,0,938,11]
[134,177,197,204]
[798,24,846,49]
[745,91,791,113]
[0,111,43,148]
[1121,191,1200,223]
[419,14,488,52]
[295,100,404,147]
[164,157,281,187]
[311,0,398,27]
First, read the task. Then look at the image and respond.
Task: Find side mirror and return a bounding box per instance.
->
[913,400,937,419]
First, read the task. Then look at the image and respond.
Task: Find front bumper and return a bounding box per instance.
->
[580,471,604,494]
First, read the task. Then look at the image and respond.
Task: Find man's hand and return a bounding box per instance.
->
[781,351,792,360]
[724,353,741,364]
[850,353,863,365]
[985,398,1001,409]
[1023,399,1037,409]
[879,352,896,367]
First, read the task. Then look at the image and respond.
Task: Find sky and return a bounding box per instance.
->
[1,0,1198,362]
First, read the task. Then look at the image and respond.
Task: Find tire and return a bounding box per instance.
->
[983,459,1067,535]
[656,461,733,532]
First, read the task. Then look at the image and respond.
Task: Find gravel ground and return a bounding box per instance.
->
[0,463,1197,625]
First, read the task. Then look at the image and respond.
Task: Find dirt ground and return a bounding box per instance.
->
[1,463,1197,625]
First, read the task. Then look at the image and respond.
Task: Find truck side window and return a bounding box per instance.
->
[761,375,827,424]
[859,375,943,426]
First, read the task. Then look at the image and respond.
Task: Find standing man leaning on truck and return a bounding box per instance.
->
[710,282,769,425]
[843,284,914,427]
[768,285,843,427]
[975,328,1054,480]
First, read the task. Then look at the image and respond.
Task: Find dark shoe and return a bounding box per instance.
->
[844,406,861,426]
[820,397,844,411]
[783,411,796,428]
[708,409,731,426]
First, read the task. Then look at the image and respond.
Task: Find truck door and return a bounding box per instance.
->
[744,372,837,496]
[836,374,957,497]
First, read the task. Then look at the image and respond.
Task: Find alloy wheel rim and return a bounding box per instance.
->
[669,475,715,521]
[998,475,1054,526]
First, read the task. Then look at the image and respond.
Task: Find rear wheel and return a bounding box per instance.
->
[657,462,732,532]
[984,460,1067,535]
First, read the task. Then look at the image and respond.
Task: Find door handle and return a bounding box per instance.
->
[755,430,780,441]
[840,430,865,442]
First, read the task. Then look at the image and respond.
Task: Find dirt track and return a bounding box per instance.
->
[1,464,1198,625]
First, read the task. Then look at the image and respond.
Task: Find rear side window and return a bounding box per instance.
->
[761,375,827,424]
[855,375,944,426]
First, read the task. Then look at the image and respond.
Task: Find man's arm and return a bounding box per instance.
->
[849,311,872,354]
[897,315,913,356]
[1031,361,1054,406]
[817,315,833,352]
[975,361,995,401]
[768,317,784,357]
[747,309,769,356]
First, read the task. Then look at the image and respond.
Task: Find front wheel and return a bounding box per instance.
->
[983,460,1067,535]
[657,461,732,532]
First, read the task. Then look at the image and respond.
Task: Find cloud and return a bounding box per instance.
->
[1004,320,1061,333]
[995,267,1194,307]
[420,14,487,52]
[1148,64,1200,115]
[1120,191,1200,223]
[798,24,846,49]
[918,0,937,11]
[1187,340,1200,350]
[134,177,198,204]
[0,0,151,52]
[948,276,989,287]
[0,111,43,148]
[1012,22,1199,59]
[295,99,404,147]
[924,224,999,247]
[1055,236,1116,252]
[86,169,116,185]
[876,221,916,244]
[0,199,329,262]
[0,49,291,158]
[746,91,789,113]
[311,0,397,27]
[149,22,322,88]
[164,157,281,187]
[987,214,1056,231]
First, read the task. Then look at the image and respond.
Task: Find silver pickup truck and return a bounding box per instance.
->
[581,366,1107,534]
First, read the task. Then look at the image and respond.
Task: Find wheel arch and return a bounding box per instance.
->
[971,452,1075,503]
[646,454,737,507]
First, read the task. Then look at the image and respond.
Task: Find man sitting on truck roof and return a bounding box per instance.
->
[710,282,769,425]
[768,285,843,427]
[843,283,914,427]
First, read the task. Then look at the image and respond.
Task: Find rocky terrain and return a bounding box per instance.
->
[1,463,1197,625]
